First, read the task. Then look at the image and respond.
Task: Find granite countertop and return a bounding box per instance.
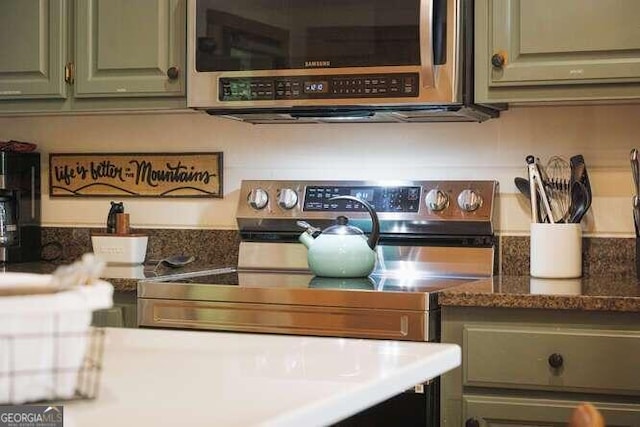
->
[438,275,640,313]
[3,262,640,312]
[1,261,227,292]
[64,328,460,427]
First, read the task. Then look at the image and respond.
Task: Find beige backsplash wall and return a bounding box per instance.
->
[1,103,639,236]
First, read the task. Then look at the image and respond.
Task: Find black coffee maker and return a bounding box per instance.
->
[0,152,41,263]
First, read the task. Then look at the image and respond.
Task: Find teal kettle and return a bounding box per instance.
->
[297,196,380,278]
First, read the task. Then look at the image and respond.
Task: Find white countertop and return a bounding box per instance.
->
[64,328,460,427]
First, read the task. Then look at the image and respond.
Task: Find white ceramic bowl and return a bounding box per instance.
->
[91,234,148,264]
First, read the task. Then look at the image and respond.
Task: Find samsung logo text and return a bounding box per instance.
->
[305,61,331,67]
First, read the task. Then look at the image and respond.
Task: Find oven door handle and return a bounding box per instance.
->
[419,0,436,89]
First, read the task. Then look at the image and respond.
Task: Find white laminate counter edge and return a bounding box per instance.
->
[264,343,461,427]
[64,328,461,427]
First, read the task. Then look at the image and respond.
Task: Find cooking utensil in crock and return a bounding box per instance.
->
[514,177,530,200]
[567,181,589,224]
[298,195,380,278]
[630,148,640,197]
[633,195,640,237]
[633,195,640,279]
[545,156,571,222]
[514,177,548,223]
[526,155,554,223]
[569,154,592,215]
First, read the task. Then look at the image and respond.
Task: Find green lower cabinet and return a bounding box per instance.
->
[463,326,640,394]
[463,395,640,427]
[92,306,125,328]
[441,307,640,426]
[91,291,137,328]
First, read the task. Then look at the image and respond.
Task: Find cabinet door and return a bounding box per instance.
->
[92,307,125,328]
[475,0,640,102]
[0,0,67,99]
[464,395,640,427]
[74,0,185,98]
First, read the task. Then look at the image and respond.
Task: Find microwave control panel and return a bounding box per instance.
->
[219,73,419,101]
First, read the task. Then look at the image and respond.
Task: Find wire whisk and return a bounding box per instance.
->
[544,156,571,223]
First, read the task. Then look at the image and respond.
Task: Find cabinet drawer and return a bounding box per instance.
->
[463,394,640,427]
[463,326,640,394]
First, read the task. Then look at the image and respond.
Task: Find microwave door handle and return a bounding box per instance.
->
[289,110,375,119]
[419,0,435,89]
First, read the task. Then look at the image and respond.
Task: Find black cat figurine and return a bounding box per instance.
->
[106,201,124,234]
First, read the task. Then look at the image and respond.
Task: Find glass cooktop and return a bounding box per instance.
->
[143,268,475,293]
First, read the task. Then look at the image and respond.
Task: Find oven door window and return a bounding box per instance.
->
[195,0,420,71]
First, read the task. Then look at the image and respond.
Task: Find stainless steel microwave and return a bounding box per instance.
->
[187,0,502,123]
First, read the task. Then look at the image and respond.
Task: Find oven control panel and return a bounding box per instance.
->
[303,185,421,213]
[237,180,499,236]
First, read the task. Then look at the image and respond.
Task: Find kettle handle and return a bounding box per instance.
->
[329,196,380,250]
[296,220,321,236]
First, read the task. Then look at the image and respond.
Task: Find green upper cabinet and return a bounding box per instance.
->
[75,0,185,98]
[0,0,67,99]
[475,0,640,103]
[0,0,186,114]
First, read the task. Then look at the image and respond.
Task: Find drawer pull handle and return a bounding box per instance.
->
[548,353,564,368]
[465,418,480,427]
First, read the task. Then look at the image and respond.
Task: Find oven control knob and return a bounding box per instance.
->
[277,188,298,210]
[425,189,449,211]
[457,189,483,212]
[248,188,269,210]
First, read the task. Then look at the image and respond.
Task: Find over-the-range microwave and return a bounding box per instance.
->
[187,0,504,123]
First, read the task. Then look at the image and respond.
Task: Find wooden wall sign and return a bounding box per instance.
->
[49,153,223,198]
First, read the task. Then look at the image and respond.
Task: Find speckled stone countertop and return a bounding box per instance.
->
[438,275,640,313]
[5,262,639,313]
[20,228,640,307]
[1,261,229,292]
[3,227,243,292]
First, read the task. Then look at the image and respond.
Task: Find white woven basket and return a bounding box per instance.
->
[0,273,113,404]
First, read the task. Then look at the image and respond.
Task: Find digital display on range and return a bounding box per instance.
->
[303,186,420,212]
[350,188,374,202]
[304,81,328,94]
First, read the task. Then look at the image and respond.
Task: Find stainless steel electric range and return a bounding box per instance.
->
[138,179,498,426]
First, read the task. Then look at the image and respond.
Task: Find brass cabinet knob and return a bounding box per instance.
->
[167,66,180,80]
[491,53,506,68]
